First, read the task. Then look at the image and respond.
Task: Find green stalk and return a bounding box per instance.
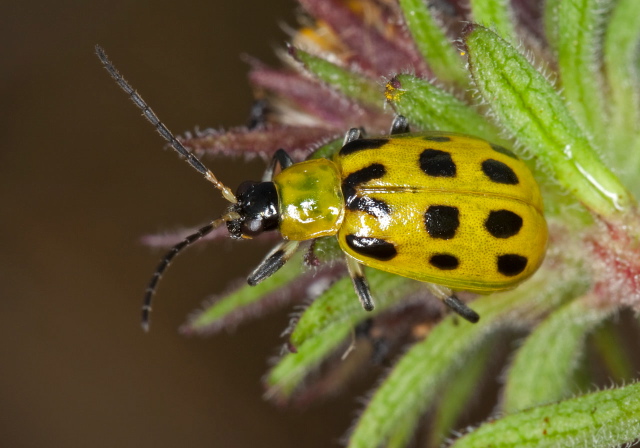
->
[603,0,640,189]
[290,269,418,348]
[292,47,383,109]
[385,74,505,144]
[398,0,468,86]
[265,321,351,399]
[551,0,610,151]
[469,0,516,43]
[184,253,304,332]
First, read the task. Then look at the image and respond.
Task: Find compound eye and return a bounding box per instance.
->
[241,218,264,237]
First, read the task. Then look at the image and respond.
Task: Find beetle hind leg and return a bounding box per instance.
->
[390,115,410,135]
[247,240,300,286]
[346,257,375,311]
[427,283,480,323]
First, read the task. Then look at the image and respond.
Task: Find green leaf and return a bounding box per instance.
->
[266,266,419,400]
[464,24,633,217]
[290,268,419,349]
[603,0,640,189]
[386,409,421,448]
[548,0,610,151]
[308,138,344,160]
[502,296,610,414]
[397,0,468,86]
[292,47,384,109]
[428,336,495,448]
[451,382,640,447]
[469,0,517,44]
[384,74,505,144]
[264,320,352,400]
[183,253,304,333]
[347,266,578,448]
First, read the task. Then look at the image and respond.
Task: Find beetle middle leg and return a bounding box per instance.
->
[346,256,375,311]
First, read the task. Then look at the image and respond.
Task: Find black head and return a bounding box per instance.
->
[226,181,280,239]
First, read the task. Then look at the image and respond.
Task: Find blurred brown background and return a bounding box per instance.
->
[1,1,363,447]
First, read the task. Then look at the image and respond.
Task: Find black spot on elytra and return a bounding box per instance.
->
[425,205,460,239]
[497,254,528,276]
[423,135,451,142]
[481,159,519,184]
[342,164,386,190]
[490,143,519,159]
[429,254,459,270]
[340,138,389,156]
[346,235,397,261]
[348,196,391,219]
[420,149,456,177]
[342,164,389,218]
[485,210,523,238]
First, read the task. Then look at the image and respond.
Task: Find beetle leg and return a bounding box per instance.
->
[346,257,375,311]
[443,295,480,323]
[343,127,363,144]
[390,115,410,135]
[262,149,294,181]
[247,240,300,285]
[427,283,479,323]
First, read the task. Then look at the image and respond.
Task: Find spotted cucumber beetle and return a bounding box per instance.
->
[96,46,547,330]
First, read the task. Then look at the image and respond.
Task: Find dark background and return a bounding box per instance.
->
[1,2,363,447]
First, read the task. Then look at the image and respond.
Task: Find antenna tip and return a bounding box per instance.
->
[141,307,151,332]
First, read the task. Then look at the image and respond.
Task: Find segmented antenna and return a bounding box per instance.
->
[95,45,237,204]
[141,219,226,332]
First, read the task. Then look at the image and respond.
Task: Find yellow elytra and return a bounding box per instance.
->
[96,45,546,328]
[273,129,547,296]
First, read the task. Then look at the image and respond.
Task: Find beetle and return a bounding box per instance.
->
[96,46,548,330]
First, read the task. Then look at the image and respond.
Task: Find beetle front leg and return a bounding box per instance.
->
[262,149,294,181]
[346,256,375,311]
[247,240,300,285]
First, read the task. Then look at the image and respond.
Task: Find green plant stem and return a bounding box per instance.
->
[469,0,516,43]
[398,0,468,86]
[603,0,640,188]
[292,47,383,109]
[550,0,610,151]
